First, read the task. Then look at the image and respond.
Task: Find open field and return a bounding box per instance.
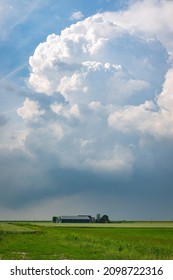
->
[0,221,173,260]
[30,221,173,228]
[0,222,38,233]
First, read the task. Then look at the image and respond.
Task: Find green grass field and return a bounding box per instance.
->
[0,221,173,260]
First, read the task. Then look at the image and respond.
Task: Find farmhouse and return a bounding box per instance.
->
[53,215,92,223]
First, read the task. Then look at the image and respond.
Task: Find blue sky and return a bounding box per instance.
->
[0,0,173,221]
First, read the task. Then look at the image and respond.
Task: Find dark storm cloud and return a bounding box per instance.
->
[0,135,173,214]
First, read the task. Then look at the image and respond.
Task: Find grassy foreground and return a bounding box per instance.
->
[0,221,173,260]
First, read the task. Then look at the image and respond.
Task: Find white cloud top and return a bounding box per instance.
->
[17,0,173,176]
[103,0,173,54]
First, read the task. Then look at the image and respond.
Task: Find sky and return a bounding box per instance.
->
[0,0,173,221]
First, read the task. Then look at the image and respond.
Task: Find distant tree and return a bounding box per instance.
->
[96,213,101,223]
[95,214,110,223]
[99,214,110,223]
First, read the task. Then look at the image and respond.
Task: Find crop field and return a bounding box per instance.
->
[0,221,173,260]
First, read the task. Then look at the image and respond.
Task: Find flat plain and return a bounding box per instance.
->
[0,221,173,260]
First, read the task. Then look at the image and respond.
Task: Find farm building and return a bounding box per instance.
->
[52,215,92,223]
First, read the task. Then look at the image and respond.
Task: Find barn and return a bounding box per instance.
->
[53,215,91,223]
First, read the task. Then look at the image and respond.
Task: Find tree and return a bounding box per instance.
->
[99,214,110,223]
[95,214,110,223]
[96,213,101,223]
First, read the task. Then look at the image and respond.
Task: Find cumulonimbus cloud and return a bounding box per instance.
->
[17,0,173,176]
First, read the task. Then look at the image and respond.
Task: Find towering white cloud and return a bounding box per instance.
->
[29,14,167,100]
[18,1,172,177]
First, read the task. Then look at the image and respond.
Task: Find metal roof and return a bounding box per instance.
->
[60,216,90,220]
